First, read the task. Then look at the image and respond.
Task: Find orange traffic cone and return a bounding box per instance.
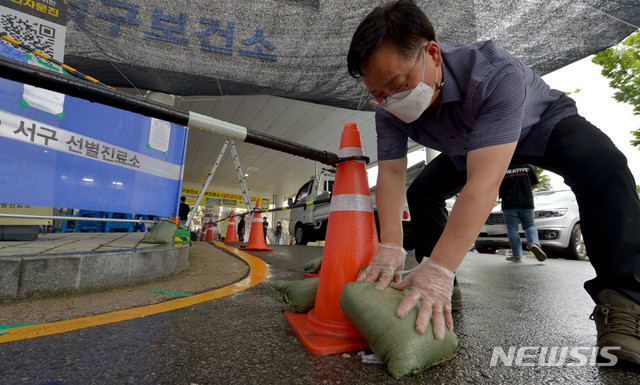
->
[225,211,240,243]
[285,122,378,355]
[240,200,274,251]
[204,220,215,242]
[199,226,206,241]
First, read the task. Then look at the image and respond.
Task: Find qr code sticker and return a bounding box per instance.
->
[1,14,55,57]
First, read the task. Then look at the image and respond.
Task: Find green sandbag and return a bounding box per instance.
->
[270,277,319,313]
[303,256,322,273]
[340,281,459,379]
[141,219,178,244]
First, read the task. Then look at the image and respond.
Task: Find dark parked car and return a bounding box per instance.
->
[475,190,586,260]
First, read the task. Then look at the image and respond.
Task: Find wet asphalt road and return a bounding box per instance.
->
[1,244,639,384]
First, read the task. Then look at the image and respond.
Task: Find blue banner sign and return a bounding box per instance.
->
[0,43,188,217]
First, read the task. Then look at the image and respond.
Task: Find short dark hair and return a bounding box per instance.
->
[347,0,436,78]
[180,196,186,201]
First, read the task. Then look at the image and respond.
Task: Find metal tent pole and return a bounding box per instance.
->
[0,55,340,166]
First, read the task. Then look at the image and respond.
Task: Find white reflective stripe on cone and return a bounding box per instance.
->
[338,147,364,158]
[253,218,263,222]
[330,194,373,213]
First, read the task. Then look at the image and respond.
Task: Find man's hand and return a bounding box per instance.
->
[392,257,455,340]
[357,243,406,290]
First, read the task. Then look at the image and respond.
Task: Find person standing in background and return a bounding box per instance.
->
[178,196,190,223]
[263,217,269,243]
[499,163,547,262]
[275,221,283,245]
[237,215,246,242]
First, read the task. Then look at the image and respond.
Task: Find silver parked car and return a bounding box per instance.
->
[474,190,586,260]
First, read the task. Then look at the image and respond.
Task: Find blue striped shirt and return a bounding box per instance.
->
[375,40,578,170]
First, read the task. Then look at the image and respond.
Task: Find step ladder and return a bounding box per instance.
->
[185,139,254,227]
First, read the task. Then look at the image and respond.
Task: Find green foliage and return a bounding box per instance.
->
[633,130,640,147]
[533,167,552,192]
[592,30,640,148]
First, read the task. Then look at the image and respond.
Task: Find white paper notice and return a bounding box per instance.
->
[23,84,65,115]
[148,118,171,153]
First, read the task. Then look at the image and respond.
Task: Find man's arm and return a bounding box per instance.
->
[428,141,517,272]
[376,157,408,246]
[393,141,517,338]
[528,164,539,190]
[356,156,408,289]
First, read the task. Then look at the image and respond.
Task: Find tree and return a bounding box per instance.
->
[592,30,640,149]
[533,167,552,192]
[633,130,640,147]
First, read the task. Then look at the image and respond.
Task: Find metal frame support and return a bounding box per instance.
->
[228,141,254,212]
[185,139,230,227]
[184,139,254,228]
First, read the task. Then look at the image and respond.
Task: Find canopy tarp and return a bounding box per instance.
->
[59,0,640,110]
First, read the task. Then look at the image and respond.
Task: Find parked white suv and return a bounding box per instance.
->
[474,190,586,260]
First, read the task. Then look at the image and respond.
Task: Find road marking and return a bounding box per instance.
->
[0,242,269,344]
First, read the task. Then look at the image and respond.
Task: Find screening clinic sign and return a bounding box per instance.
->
[181,187,269,210]
[0,43,188,217]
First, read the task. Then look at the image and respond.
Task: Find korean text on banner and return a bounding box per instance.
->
[0,43,188,217]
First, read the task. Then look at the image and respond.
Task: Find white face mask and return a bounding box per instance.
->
[380,54,440,124]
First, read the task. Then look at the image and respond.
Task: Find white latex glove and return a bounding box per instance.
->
[356,243,406,290]
[392,257,455,340]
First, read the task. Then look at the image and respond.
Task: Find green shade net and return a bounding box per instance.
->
[63,1,640,110]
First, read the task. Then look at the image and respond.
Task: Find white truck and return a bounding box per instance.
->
[287,161,426,249]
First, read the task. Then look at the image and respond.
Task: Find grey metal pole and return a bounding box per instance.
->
[0,213,155,223]
[0,55,341,166]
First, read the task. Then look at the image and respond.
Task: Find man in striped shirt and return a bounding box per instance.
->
[351,0,640,365]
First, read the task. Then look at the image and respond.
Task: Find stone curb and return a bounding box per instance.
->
[0,245,189,300]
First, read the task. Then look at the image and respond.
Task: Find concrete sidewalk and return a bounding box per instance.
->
[0,242,248,325]
[0,232,189,300]
[0,232,151,256]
